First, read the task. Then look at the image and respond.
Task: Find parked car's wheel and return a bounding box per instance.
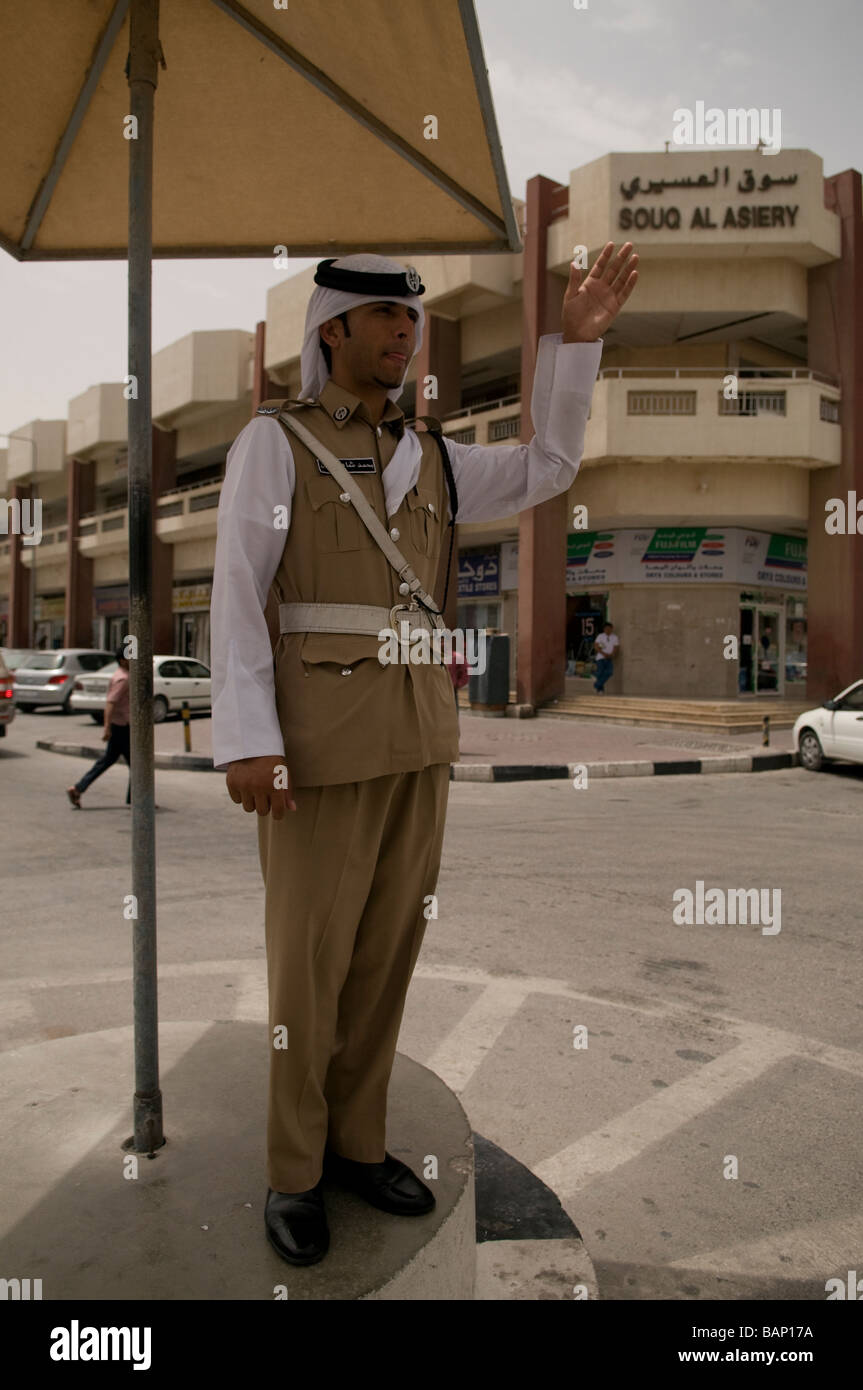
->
[798,729,826,772]
[152,694,169,723]
[16,703,34,713]
[90,712,104,724]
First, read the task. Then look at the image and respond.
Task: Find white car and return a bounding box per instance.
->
[69,655,212,724]
[793,679,863,771]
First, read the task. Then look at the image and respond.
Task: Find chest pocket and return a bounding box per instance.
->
[405,488,442,556]
[304,475,376,553]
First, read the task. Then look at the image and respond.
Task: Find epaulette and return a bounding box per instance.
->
[256,396,315,417]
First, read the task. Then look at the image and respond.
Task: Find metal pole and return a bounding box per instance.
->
[127,0,163,1153]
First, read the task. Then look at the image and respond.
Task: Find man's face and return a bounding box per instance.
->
[321,301,418,391]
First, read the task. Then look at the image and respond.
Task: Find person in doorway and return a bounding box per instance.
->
[66,648,131,807]
[593,621,620,693]
[210,243,639,1267]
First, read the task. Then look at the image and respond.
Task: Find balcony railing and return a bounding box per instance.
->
[628,391,697,415]
[718,391,787,416]
[438,367,841,465]
[489,415,521,441]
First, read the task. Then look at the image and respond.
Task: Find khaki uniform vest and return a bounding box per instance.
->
[259,382,460,788]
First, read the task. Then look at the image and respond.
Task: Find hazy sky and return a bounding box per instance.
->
[1,0,859,437]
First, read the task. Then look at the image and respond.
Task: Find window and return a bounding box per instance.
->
[158,660,184,678]
[839,684,863,710]
[181,660,211,678]
[78,653,116,671]
[447,427,476,445]
[22,653,64,670]
[820,396,840,424]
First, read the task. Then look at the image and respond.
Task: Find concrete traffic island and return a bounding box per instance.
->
[0,1022,476,1300]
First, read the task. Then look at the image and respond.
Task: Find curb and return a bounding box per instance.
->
[35,738,798,780]
[451,752,798,781]
[35,738,216,772]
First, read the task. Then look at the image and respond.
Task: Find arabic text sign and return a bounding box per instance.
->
[459,549,500,597]
[565,528,807,590]
[618,164,800,234]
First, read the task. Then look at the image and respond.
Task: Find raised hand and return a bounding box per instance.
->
[562,241,639,343]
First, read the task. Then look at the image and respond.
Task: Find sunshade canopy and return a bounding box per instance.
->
[0,0,520,260]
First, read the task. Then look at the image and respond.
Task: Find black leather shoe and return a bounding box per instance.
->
[323,1149,435,1215]
[265,1181,329,1265]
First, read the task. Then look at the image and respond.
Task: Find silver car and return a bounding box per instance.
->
[0,647,37,672]
[13,649,116,713]
[70,655,212,724]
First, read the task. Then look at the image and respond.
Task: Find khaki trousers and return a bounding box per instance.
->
[256,762,451,1193]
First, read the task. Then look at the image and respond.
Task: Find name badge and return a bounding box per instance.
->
[315,457,377,476]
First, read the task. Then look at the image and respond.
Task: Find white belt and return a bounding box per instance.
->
[279,601,446,636]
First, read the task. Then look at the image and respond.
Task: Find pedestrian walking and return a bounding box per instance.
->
[210,243,638,1266]
[66,648,131,807]
[593,621,620,693]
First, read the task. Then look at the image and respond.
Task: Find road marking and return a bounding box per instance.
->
[669,1210,863,1280]
[533,1032,796,1200]
[425,979,532,1092]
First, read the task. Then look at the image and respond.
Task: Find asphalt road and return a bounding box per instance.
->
[1,707,861,1301]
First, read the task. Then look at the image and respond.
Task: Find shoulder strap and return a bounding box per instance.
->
[415,415,458,526]
[274,409,445,627]
[256,396,308,417]
[415,415,458,615]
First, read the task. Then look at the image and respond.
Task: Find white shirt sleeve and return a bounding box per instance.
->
[441,334,602,523]
[209,417,296,772]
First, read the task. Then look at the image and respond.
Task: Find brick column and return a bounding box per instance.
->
[8,483,32,646]
[517,175,568,708]
[152,426,177,654]
[252,321,281,414]
[807,169,863,699]
[65,459,95,646]
[415,313,462,628]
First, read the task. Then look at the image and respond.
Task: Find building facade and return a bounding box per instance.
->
[2,147,860,707]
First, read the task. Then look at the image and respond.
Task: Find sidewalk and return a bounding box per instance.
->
[35,708,798,781]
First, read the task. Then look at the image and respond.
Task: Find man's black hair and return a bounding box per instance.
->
[320,311,351,373]
[115,646,129,664]
[604,621,613,628]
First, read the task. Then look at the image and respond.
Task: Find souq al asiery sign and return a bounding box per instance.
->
[566,528,806,589]
[618,163,800,233]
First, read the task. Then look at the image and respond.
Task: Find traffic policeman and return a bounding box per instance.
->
[210,245,638,1265]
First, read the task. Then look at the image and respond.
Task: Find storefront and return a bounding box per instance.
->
[173,581,212,665]
[93,584,129,651]
[565,526,807,698]
[456,545,501,634]
[33,594,66,650]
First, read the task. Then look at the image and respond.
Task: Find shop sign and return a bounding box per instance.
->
[94,584,128,617]
[566,531,615,588]
[459,550,499,597]
[34,594,66,620]
[173,583,212,612]
[565,528,806,590]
